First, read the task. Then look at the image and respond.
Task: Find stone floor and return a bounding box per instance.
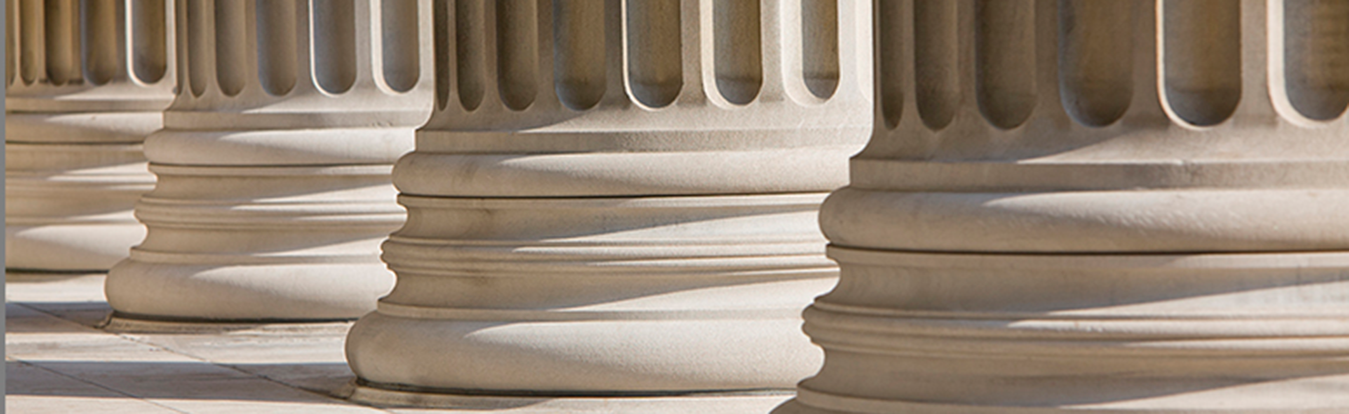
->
[5,273,792,413]
[6,273,394,413]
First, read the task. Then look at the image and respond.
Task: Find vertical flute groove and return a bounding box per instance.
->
[256,0,297,95]
[433,0,450,109]
[214,0,246,96]
[1162,0,1240,126]
[455,0,485,110]
[875,0,903,129]
[83,0,121,85]
[312,0,356,94]
[553,0,606,110]
[186,0,210,97]
[19,0,42,84]
[914,0,957,129]
[624,0,681,108]
[1058,0,1134,127]
[713,0,762,105]
[801,0,839,100]
[496,0,538,110]
[380,0,419,93]
[1283,0,1349,121]
[45,0,80,85]
[131,0,168,83]
[975,0,1036,129]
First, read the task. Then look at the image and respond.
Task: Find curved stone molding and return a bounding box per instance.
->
[345,0,872,408]
[399,0,873,197]
[105,0,433,322]
[5,0,174,271]
[779,1,1349,412]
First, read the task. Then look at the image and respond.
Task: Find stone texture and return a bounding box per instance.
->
[7,273,789,413]
[777,1,1349,412]
[103,0,433,321]
[5,0,174,271]
[5,275,388,414]
[344,0,872,408]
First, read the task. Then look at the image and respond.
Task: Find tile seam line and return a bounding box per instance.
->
[7,331,192,414]
[14,300,394,413]
[110,330,397,413]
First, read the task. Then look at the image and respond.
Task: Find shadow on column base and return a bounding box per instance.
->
[98,311,355,334]
[343,379,793,413]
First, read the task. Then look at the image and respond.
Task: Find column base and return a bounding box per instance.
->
[347,192,834,392]
[103,163,403,321]
[781,247,1349,414]
[344,380,793,413]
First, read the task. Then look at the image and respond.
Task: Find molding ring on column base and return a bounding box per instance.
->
[5,112,166,144]
[394,147,857,197]
[346,311,825,393]
[780,248,1349,413]
[350,192,834,392]
[145,128,415,165]
[343,379,793,413]
[98,311,354,334]
[820,187,1349,253]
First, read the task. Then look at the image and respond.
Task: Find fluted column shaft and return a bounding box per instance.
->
[779,0,1349,413]
[104,0,432,322]
[5,0,174,271]
[344,0,872,409]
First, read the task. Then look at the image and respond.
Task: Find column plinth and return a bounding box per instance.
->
[5,0,174,271]
[345,0,872,409]
[104,0,432,322]
[778,1,1349,412]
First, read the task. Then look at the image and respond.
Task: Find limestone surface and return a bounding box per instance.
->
[104,0,433,321]
[345,0,873,407]
[779,1,1349,412]
[5,0,174,271]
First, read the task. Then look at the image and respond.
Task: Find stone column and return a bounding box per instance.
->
[6,0,173,271]
[777,0,1349,413]
[344,0,871,410]
[104,0,432,322]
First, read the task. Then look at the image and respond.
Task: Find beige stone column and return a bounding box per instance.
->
[344,0,871,410]
[6,0,173,271]
[777,0,1349,413]
[103,0,432,322]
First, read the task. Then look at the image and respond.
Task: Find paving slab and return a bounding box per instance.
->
[128,325,359,396]
[7,274,787,413]
[6,359,184,414]
[6,274,390,413]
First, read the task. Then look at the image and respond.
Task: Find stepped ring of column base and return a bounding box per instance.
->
[346,193,838,407]
[778,247,1349,413]
[104,164,403,323]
